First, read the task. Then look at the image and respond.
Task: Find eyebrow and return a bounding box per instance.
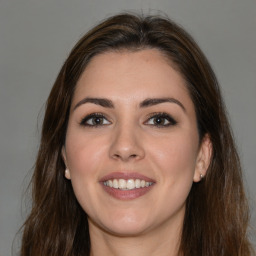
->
[73,97,186,112]
[73,97,114,111]
[140,98,186,112]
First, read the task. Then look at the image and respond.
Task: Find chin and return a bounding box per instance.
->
[103,222,149,237]
[91,210,152,237]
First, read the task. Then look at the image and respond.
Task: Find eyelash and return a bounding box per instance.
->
[79,112,177,128]
[145,112,177,127]
[80,113,110,127]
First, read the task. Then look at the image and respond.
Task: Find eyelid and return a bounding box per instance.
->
[79,111,177,128]
[80,112,111,127]
[144,112,177,127]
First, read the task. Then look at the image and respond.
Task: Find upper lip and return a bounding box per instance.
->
[99,172,155,183]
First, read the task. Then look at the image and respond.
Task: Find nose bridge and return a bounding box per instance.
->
[109,118,144,161]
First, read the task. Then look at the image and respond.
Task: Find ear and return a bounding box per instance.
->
[193,134,212,182]
[62,146,71,180]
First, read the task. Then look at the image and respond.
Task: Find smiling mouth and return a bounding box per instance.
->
[103,179,154,190]
[100,172,155,200]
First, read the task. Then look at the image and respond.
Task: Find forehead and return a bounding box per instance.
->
[73,49,192,109]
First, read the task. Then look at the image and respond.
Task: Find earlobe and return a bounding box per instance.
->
[193,134,212,182]
[65,169,71,180]
[62,146,71,180]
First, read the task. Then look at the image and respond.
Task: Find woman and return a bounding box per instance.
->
[20,13,254,255]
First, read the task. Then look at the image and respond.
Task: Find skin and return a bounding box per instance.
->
[62,49,212,256]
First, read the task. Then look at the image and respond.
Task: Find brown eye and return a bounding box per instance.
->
[80,114,111,127]
[154,117,168,125]
[90,117,104,125]
[146,113,177,127]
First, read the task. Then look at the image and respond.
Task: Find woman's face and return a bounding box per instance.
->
[63,49,211,237]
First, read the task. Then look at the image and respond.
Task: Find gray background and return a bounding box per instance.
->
[0,0,255,255]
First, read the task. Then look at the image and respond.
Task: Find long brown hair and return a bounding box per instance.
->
[21,13,254,255]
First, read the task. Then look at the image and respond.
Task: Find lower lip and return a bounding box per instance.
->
[101,184,154,200]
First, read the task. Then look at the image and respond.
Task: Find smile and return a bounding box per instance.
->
[100,172,155,200]
[103,179,154,190]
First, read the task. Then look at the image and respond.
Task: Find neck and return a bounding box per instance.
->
[89,216,183,256]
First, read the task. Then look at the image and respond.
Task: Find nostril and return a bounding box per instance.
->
[112,153,138,160]
[113,154,120,159]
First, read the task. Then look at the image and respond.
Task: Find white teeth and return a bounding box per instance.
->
[103,178,153,190]
[113,179,118,188]
[126,179,135,189]
[135,179,140,188]
[119,179,126,189]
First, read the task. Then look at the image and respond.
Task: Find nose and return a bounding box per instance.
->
[109,124,145,162]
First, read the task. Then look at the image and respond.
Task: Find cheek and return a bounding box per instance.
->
[64,130,108,212]
[148,131,199,186]
[153,133,197,165]
[65,129,107,176]
[149,133,198,212]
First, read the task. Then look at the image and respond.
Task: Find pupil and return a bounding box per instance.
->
[94,117,102,124]
[155,117,163,124]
